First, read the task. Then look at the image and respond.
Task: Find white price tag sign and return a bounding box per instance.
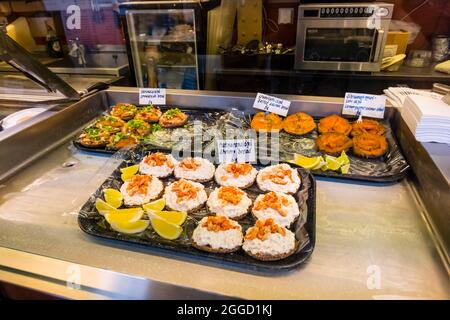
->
[139,88,166,105]
[217,139,256,163]
[252,93,291,116]
[342,92,386,119]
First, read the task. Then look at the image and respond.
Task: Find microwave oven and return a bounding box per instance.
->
[295,3,394,72]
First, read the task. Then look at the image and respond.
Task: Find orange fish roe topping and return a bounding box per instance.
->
[261,165,293,185]
[144,152,174,168]
[225,163,253,178]
[202,216,239,232]
[179,158,200,170]
[171,179,199,203]
[245,218,286,241]
[127,175,152,196]
[218,186,244,205]
[253,192,290,217]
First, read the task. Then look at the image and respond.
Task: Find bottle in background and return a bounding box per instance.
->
[45,20,63,58]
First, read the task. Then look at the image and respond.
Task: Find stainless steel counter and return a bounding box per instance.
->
[0,89,448,299]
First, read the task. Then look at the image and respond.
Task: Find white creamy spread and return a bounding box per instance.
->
[256,163,301,194]
[252,192,300,227]
[192,217,243,250]
[174,157,215,181]
[206,187,252,219]
[243,230,296,256]
[214,163,258,188]
[120,176,164,206]
[139,154,177,178]
[163,180,207,212]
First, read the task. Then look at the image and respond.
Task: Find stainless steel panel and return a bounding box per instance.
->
[0,88,448,299]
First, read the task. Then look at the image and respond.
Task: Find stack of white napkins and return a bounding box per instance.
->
[384,87,443,108]
[401,95,450,144]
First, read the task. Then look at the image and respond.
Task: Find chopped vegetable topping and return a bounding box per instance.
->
[127,175,152,196]
[202,216,239,232]
[253,192,290,217]
[218,186,244,205]
[245,218,286,241]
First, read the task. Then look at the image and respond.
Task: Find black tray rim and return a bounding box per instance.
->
[77,148,317,273]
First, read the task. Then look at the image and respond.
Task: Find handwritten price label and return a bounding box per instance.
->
[217,139,256,163]
[139,88,166,105]
[342,92,386,119]
[252,93,291,116]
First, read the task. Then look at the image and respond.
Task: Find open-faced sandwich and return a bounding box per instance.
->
[256,163,301,194]
[122,119,151,137]
[243,218,297,261]
[318,114,352,136]
[108,132,138,149]
[110,103,137,121]
[139,152,177,178]
[207,186,252,220]
[159,108,188,128]
[135,105,162,123]
[78,127,111,148]
[316,132,353,156]
[250,112,283,132]
[351,118,385,137]
[352,133,388,158]
[120,174,164,206]
[282,112,316,135]
[214,162,257,189]
[192,216,243,253]
[95,115,125,132]
[174,157,215,182]
[252,191,300,227]
[164,179,208,213]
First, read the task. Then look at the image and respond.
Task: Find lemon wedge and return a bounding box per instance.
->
[340,164,350,174]
[142,198,165,212]
[95,198,116,216]
[150,217,183,240]
[103,188,123,208]
[105,208,144,224]
[293,154,322,169]
[337,151,350,166]
[110,220,149,234]
[324,155,341,171]
[120,165,139,175]
[150,211,187,226]
[120,165,139,181]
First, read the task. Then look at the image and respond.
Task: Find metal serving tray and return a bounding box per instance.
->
[78,147,316,272]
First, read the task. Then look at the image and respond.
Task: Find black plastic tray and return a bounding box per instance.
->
[73,106,228,155]
[277,118,410,183]
[78,148,316,272]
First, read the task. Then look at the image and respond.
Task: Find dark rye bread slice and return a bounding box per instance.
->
[191,241,241,254]
[243,241,299,261]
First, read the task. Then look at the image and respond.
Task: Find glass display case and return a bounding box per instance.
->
[122,7,200,89]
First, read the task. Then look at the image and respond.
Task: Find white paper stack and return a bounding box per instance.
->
[401,95,450,144]
[384,87,443,108]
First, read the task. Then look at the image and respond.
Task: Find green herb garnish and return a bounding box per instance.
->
[151,123,162,132]
[164,108,181,120]
[127,119,148,129]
